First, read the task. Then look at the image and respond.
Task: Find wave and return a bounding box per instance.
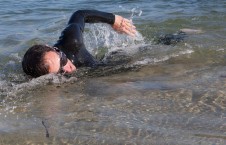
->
[134,49,194,65]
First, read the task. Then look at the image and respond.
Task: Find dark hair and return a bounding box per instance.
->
[22,44,54,77]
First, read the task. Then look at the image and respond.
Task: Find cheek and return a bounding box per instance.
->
[45,59,60,73]
[51,59,61,73]
[49,64,60,73]
[44,51,61,73]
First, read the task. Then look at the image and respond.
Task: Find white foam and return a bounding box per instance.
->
[0,74,77,98]
[180,28,203,34]
[134,49,194,65]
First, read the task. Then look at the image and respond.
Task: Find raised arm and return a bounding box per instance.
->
[68,10,136,36]
[68,10,115,31]
[54,10,137,68]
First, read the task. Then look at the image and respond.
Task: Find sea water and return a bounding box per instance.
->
[0,0,225,144]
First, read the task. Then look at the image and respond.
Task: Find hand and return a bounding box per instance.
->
[112,15,137,37]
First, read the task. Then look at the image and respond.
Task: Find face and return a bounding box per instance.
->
[44,51,76,74]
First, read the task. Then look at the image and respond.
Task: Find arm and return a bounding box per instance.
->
[68,10,136,36]
[68,10,115,32]
[54,10,136,67]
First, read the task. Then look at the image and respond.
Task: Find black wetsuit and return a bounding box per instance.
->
[54,10,115,68]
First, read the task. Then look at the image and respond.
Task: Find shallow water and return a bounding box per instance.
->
[0,0,226,144]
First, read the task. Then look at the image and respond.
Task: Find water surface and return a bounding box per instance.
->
[0,0,226,144]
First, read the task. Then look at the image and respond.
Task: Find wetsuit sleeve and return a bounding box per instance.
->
[68,10,115,31]
[54,10,115,67]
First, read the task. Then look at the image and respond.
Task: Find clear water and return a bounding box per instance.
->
[0,0,226,144]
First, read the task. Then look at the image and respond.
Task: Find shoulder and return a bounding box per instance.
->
[61,23,82,36]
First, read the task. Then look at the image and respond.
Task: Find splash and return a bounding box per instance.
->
[84,24,144,56]
[84,7,145,59]
[0,74,77,97]
[118,6,143,20]
[129,7,143,20]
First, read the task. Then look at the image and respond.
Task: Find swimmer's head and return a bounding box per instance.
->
[22,44,76,77]
[22,45,52,77]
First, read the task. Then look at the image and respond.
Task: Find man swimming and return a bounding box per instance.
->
[22,10,137,77]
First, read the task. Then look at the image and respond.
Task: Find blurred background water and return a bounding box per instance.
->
[0,0,226,144]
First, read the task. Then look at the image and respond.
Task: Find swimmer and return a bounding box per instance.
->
[22,10,137,77]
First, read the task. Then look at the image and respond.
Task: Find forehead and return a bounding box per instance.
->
[43,51,60,73]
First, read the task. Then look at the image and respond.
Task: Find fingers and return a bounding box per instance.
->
[113,15,137,37]
[121,26,136,37]
[121,20,137,36]
[120,20,137,36]
[120,21,136,36]
[123,18,136,29]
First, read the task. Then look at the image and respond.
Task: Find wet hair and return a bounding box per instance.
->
[22,44,54,77]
